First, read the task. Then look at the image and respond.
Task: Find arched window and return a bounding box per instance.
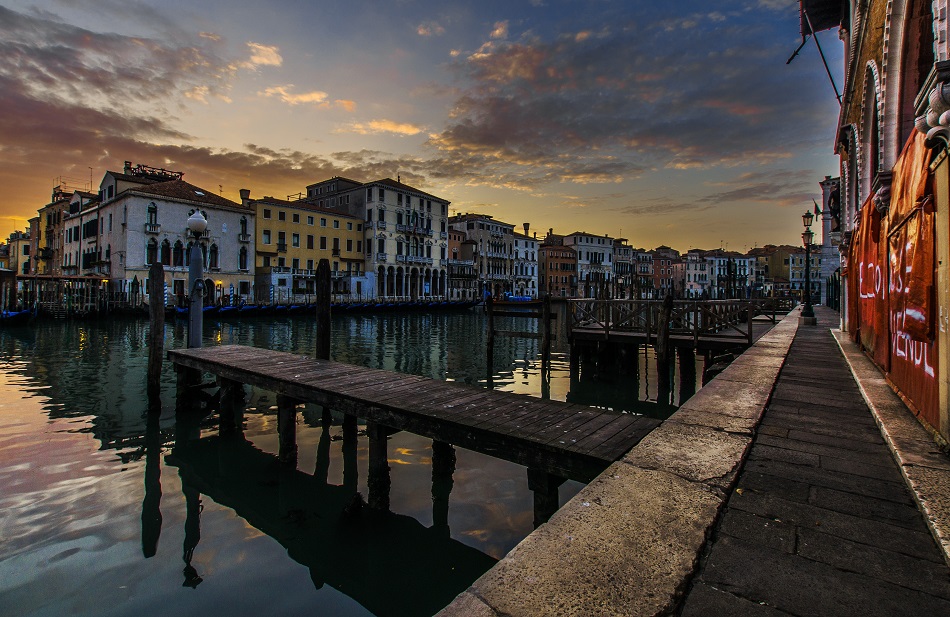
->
[240,216,248,236]
[209,243,219,269]
[160,239,171,265]
[146,238,158,264]
[173,241,184,267]
[147,202,158,225]
[239,246,248,270]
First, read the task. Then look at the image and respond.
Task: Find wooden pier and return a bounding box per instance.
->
[167,344,660,484]
[568,297,793,351]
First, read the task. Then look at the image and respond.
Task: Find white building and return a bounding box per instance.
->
[564,232,613,297]
[311,177,451,300]
[512,230,539,298]
[93,163,256,306]
[449,213,515,297]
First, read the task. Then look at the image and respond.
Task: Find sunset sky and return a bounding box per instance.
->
[0,0,843,252]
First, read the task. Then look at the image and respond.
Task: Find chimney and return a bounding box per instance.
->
[523,222,530,236]
[123,161,132,174]
[533,232,537,239]
[239,188,251,206]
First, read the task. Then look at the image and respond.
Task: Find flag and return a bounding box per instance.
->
[813,199,821,216]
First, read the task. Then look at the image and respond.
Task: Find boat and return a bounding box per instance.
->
[0,308,34,326]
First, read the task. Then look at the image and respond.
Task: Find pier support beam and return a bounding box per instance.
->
[367,421,391,511]
[677,347,697,404]
[431,440,456,536]
[528,468,567,528]
[216,377,244,436]
[342,414,358,493]
[276,395,299,466]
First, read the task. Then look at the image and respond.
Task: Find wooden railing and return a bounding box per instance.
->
[567,297,796,346]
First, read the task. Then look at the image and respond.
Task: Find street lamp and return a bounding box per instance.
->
[187,210,207,348]
[801,210,815,323]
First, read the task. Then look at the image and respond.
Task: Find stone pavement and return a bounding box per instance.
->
[680,306,950,616]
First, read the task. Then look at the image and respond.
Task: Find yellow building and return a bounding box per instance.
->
[250,195,368,300]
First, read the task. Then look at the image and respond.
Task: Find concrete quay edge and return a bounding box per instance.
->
[833,330,950,567]
[435,312,800,617]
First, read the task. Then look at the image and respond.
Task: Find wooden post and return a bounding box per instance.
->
[367,421,391,511]
[677,346,697,404]
[147,262,165,406]
[315,259,331,360]
[315,420,332,484]
[527,468,566,528]
[746,300,754,345]
[541,295,552,376]
[342,413,358,493]
[486,295,495,388]
[277,395,298,466]
[216,377,244,436]
[431,440,456,537]
[656,294,673,405]
[141,410,163,558]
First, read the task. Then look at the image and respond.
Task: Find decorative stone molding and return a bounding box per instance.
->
[915,60,950,147]
[871,171,894,214]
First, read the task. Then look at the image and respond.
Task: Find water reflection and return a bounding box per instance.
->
[0,308,705,617]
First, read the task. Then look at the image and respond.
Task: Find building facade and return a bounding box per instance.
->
[563,232,613,297]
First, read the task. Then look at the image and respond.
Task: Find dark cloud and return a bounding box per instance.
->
[427,3,837,189]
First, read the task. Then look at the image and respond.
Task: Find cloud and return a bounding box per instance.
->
[336,119,425,136]
[490,20,509,39]
[423,5,838,191]
[260,85,329,106]
[417,21,446,37]
[235,42,283,69]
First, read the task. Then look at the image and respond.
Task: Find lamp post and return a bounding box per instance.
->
[801,210,815,324]
[187,211,207,348]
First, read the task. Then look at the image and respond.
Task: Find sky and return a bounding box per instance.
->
[0,0,844,252]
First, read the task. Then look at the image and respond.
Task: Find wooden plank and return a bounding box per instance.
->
[494,330,542,339]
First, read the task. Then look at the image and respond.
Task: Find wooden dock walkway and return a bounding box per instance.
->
[167,344,661,482]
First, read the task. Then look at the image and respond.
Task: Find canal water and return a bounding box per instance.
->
[0,307,701,617]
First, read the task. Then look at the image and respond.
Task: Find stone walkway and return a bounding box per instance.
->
[680,306,950,616]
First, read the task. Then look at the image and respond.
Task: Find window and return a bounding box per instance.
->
[347,222,352,230]
[307,235,314,249]
[356,240,362,253]
[209,244,219,269]
[367,187,373,201]
[263,209,271,219]
[292,258,300,269]
[278,211,286,221]
[239,281,250,295]
[160,240,171,265]
[379,189,385,201]
[377,238,385,253]
[320,236,327,250]
[292,233,300,248]
[333,220,339,229]
[320,218,327,227]
[307,216,314,226]
[292,213,300,223]
[278,257,285,268]
[263,256,271,267]
[147,203,158,225]
[263,230,271,244]
[307,259,314,270]
[146,238,157,264]
[346,239,353,252]
[239,247,248,270]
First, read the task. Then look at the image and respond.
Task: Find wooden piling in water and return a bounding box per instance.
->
[655,294,674,403]
[527,468,566,528]
[541,295,552,376]
[277,395,299,465]
[431,440,456,536]
[367,421,391,511]
[147,262,165,405]
[315,259,331,361]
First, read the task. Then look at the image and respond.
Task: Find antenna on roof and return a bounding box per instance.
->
[397,174,401,183]
[219,184,223,195]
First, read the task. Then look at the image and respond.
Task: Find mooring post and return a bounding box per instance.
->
[216,377,244,436]
[276,395,299,465]
[141,408,163,559]
[656,293,674,405]
[527,468,567,528]
[541,294,552,376]
[147,262,165,406]
[367,421,391,511]
[678,346,697,404]
[486,295,495,388]
[315,259,331,361]
[431,440,456,537]
[342,413,359,493]
[315,419,332,485]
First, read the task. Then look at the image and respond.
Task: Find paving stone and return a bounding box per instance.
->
[747,443,821,468]
[700,535,950,616]
[808,485,924,528]
[728,490,941,561]
[795,526,950,600]
[756,433,896,467]
[743,458,909,502]
[717,507,798,553]
[734,470,811,504]
[680,582,795,616]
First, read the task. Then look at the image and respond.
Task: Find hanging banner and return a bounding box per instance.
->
[852,196,890,368]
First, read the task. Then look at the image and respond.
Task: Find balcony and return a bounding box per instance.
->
[238,233,252,243]
[144,223,161,234]
[440,231,448,239]
[376,252,388,262]
[376,221,387,230]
